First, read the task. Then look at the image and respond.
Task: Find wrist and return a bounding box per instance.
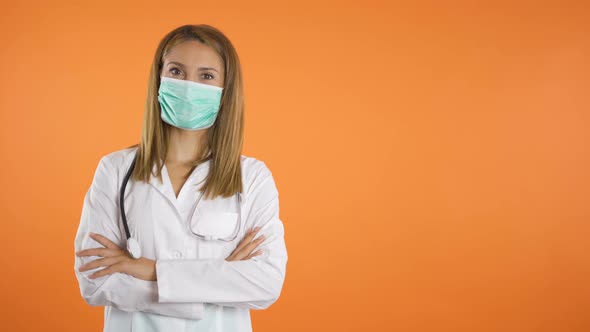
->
[151,258,157,281]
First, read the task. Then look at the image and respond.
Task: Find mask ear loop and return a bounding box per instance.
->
[120,150,142,259]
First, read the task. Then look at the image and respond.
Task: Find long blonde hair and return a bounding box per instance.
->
[128,24,244,200]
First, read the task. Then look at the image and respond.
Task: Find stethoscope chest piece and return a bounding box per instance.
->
[127,237,142,259]
[119,149,242,258]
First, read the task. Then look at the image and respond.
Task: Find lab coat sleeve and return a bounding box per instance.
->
[155,162,288,309]
[74,155,205,319]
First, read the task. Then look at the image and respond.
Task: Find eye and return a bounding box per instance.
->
[169,67,183,76]
[202,73,215,80]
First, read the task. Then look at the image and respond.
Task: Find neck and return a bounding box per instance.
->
[166,127,209,165]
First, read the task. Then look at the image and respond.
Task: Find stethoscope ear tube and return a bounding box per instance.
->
[120,151,140,258]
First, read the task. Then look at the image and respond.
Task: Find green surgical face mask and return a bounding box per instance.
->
[157,76,224,130]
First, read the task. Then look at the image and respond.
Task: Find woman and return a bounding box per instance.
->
[73,24,288,332]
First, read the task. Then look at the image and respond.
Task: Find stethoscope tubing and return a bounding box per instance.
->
[119,151,137,240]
[119,150,242,259]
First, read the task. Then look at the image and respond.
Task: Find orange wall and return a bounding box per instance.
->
[0,1,588,331]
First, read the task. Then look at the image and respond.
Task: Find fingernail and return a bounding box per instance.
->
[255,226,261,231]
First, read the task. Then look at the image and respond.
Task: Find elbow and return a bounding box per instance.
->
[76,274,136,312]
[79,279,109,307]
[75,256,101,306]
[74,267,114,308]
[268,278,286,308]
[260,253,288,310]
[254,269,286,310]
[255,295,280,310]
[81,291,102,307]
[74,257,116,308]
[79,286,101,307]
[248,289,283,310]
[75,271,103,307]
[229,264,286,310]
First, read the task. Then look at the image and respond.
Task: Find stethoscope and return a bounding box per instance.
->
[120,150,242,259]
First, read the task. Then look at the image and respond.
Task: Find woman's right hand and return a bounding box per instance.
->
[225,226,266,261]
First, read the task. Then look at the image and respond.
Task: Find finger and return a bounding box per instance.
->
[242,226,261,243]
[241,234,266,254]
[235,227,257,250]
[245,249,263,260]
[89,266,115,279]
[79,256,127,272]
[76,248,122,258]
[233,234,266,260]
[234,226,261,253]
[89,260,127,279]
[89,233,119,249]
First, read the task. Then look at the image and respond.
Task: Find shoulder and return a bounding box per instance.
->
[240,154,278,197]
[99,148,273,175]
[240,154,276,184]
[240,154,272,176]
[102,149,272,175]
[84,146,137,192]
[99,146,139,171]
[96,148,277,193]
[90,146,138,188]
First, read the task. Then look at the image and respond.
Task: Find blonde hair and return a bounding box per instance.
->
[128,24,244,200]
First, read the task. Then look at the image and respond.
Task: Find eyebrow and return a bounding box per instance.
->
[166,61,219,73]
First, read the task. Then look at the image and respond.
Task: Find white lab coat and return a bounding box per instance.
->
[73,146,288,332]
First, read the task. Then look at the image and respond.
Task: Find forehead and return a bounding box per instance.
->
[163,40,223,69]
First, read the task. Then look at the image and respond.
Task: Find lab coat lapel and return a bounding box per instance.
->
[148,162,177,208]
[147,159,211,212]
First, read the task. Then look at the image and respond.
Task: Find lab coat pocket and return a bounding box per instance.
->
[194,212,241,259]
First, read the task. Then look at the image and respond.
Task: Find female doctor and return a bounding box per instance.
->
[73,24,288,332]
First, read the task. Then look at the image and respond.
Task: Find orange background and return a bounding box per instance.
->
[0,1,588,331]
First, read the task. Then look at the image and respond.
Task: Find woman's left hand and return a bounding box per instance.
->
[76,232,157,281]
